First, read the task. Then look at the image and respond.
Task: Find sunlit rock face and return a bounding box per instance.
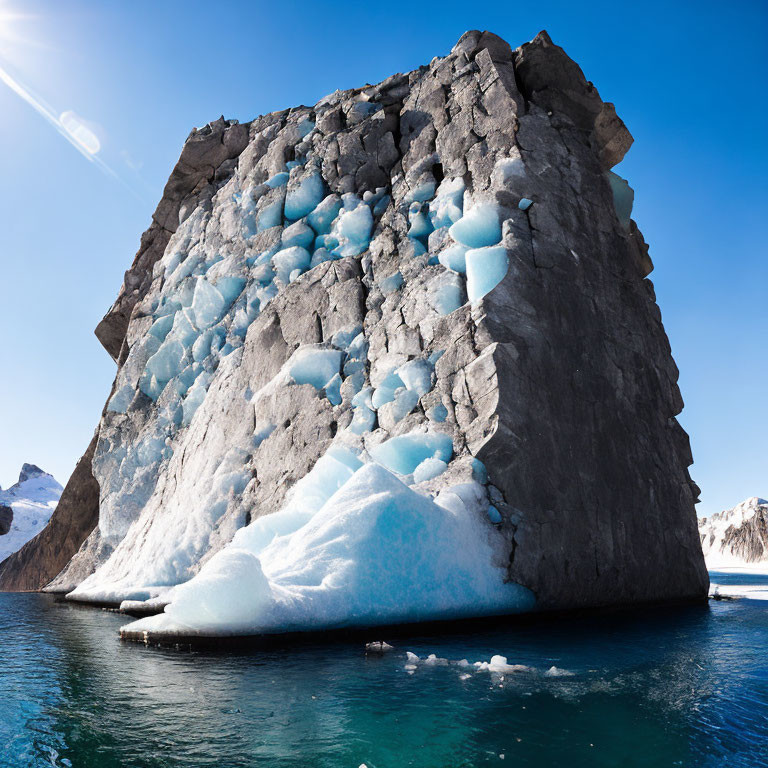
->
[1,30,707,631]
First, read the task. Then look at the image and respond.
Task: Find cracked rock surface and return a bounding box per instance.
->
[0,29,707,613]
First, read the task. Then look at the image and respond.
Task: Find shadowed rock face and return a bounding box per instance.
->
[2,29,707,612]
[0,506,12,536]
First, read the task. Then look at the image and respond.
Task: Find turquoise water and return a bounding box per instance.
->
[1,575,767,767]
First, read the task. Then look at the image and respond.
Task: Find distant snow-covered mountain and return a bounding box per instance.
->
[0,464,62,564]
[699,497,768,571]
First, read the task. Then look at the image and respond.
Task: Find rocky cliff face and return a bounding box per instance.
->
[699,497,768,570]
[1,30,707,630]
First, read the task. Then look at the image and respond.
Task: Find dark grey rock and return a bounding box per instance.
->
[0,505,12,536]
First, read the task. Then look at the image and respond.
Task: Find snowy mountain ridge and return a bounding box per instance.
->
[0,465,62,565]
[699,497,768,571]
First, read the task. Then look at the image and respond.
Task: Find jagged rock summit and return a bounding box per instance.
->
[0,465,62,567]
[0,30,707,637]
[699,497,768,570]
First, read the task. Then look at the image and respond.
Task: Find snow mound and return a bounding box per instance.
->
[122,462,534,636]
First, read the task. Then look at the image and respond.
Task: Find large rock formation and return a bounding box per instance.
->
[1,30,708,633]
[699,497,768,570]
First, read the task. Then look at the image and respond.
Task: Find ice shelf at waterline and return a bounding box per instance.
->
[0,29,708,638]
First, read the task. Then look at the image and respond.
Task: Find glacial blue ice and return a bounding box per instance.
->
[518,198,533,211]
[265,172,289,189]
[272,246,311,284]
[413,457,448,483]
[465,246,509,303]
[407,180,436,203]
[449,204,502,249]
[407,202,433,244]
[288,346,343,391]
[307,195,343,235]
[426,403,448,422]
[324,373,343,406]
[487,505,502,524]
[256,200,283,233]
[428,177,465,229]
[284,173,325,220]
[182,375,212,426]
[281,219,315,250]
[437,244,468,273]
[389,388,420,423]
[107,384,134,414]
[429,273,464,315]
[371,370,406,409]
[396,359,433,396]
[346,332,368,362]
[191,280,227,328]
[330,202,374,257]
[372,193,390,217]
[149,314,175,342]
[348,403,376,434]
[297,119,315,138]
[379,272,404,295]
[122,462,535,636]
[145,339,186,385]
[607,171,634,230]
[369,432,453,476]
[471,459,488,485]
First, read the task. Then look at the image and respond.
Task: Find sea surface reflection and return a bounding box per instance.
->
[1,583,767,767]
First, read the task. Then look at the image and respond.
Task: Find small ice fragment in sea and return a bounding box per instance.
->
[544,666,575,677]
[365,641,394,655]
[474,655,530,673]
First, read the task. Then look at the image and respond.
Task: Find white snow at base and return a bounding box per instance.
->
[122,461,534,636]
[0,469,62,563]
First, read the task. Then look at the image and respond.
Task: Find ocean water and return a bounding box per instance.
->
[1,574,766,768]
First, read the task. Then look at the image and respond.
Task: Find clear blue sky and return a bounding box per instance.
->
[0,0,765,515]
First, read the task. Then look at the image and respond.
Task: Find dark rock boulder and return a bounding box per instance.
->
[0,505,12,536]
